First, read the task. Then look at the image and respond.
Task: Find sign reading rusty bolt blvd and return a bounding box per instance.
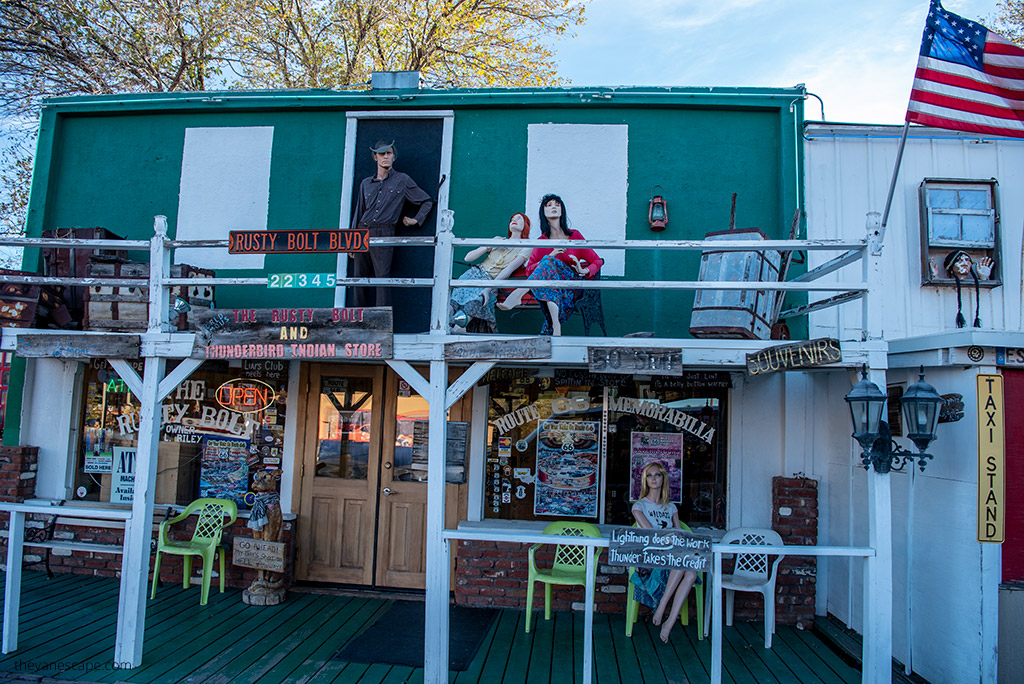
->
[228,229,369,254]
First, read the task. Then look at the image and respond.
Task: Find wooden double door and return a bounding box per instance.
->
[296,364,466,589]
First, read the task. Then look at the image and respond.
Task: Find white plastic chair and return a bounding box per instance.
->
[719,527,785,648]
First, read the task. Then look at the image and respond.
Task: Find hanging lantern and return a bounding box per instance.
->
[648,185,668,231]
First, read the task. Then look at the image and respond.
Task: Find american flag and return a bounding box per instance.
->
[906,0,1024,138]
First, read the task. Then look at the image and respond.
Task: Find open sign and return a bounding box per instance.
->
[215,378,277,414]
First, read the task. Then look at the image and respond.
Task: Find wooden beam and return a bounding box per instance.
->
[445,361,495,410]
[385,360,430,399]
[156,358,204,402]
[109,359,143,398]
[791,249,864,282]
[778,291,864,320]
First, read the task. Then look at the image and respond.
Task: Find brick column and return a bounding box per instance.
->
[0,446,38,502]
[772,475,818,628]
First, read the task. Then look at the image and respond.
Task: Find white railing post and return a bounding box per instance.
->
[430,210,454,336]
[148,216,171,334]
[584,550,596,683]
[711,548,723,684]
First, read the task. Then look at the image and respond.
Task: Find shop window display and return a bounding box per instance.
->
[484,370,728,527]
[75,359,289,508]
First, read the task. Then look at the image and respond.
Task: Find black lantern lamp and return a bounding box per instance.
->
[844,365,942,473]
[649,185,668,231]
[900,367,943,456]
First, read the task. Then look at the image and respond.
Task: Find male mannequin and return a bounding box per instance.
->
[349,140,433,307]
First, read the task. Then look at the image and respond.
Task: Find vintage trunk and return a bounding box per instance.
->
[0,270,70,329]
[84,260,214,332]
[41,227,128,328]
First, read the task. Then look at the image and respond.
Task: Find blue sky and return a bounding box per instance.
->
[548,0,1003,124]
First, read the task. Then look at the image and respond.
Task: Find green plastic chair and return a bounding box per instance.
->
[625,521,705,639]
[525,520,603,633]
[150,498,238,605]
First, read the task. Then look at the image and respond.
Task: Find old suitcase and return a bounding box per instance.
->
[0,269,70,329]
[84,259,214,332]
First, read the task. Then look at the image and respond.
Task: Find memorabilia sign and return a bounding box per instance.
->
[232,537,286,573]
[228,229,369,254]
[445,337,551,361]
[607,396,715,444]
[746,338,842,375]
[268,273,339,288]
[15,333,140,359]
[977,374,1005,543]
[589,347,683,376]
[192,307,393,360]
[608,527,712,572]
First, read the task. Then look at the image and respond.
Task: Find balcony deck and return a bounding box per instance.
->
[0,571,861,684]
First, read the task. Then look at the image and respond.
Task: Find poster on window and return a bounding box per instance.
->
[534,419,600,518]
[199,436,251,505]
[629,432,683,503]
[111,446,136,503]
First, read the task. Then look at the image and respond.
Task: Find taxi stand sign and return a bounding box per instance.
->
[977,374,1005,543]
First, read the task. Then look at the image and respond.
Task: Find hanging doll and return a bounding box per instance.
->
[942,250,994,328]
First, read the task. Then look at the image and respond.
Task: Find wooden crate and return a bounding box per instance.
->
[0,269,70,329]
[84,260,214,332]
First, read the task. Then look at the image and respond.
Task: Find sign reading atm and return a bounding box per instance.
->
[996,348,1024,367]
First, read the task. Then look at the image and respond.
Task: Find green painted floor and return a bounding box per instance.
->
[0,571,860,683]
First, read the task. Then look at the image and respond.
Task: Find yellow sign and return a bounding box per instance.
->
[977,374,1005,543]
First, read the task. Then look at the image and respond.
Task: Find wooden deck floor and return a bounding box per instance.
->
[0,571,860,684]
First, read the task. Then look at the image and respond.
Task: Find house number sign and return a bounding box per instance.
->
[588,347,683,376]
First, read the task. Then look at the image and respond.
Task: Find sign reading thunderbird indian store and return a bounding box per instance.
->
[192,307,392,360]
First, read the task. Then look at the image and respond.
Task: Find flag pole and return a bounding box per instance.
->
[880,121,911,229]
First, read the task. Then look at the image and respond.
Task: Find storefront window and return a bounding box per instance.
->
[484,369,728,528]
[75,359,289,508]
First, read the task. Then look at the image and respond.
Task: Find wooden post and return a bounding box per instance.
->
[711,548,723,684]
[113,216,170,667]
[862,366,892,684]
[2,511,25,653]
[423,358,450,683]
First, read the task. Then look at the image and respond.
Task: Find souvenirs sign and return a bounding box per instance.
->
[608,527,712,572]
[746,338,842,376]
[228,229,369,254]
[192,307,393,360]
[977,374,1005,543]
[589,347,683,376]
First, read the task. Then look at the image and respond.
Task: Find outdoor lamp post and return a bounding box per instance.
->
[648,185,668,231]
[844,366,942,473]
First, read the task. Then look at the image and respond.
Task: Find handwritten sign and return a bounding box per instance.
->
[233,537,286,572]
[588,347,683,376]
[745,338,842,376]
[445,337,551,361]
[607,526,712,572]
[15,333,140,359]
[192,307,393,360]
[228,229,369,254]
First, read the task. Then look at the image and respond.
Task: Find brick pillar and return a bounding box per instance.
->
[772,475,818,628]
[0,446,38,502]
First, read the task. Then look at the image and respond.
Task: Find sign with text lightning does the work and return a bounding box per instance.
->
[607,526,712,572]
[977,374,1005,543]
[228,229,369,254]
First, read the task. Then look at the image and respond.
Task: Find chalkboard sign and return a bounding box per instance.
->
[607,526,712,572]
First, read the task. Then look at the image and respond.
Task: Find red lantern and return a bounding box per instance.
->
[648,186,668,231]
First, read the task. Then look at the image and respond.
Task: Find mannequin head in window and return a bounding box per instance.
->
[537,194,569,238]
[639,461,670,505]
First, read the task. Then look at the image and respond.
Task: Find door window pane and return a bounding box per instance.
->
[316,376,374,479]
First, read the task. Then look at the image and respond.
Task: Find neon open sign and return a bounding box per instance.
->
[215,378,277,414]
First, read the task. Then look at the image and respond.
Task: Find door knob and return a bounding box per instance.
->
[382,487,393,496]
[383,461,392,470]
